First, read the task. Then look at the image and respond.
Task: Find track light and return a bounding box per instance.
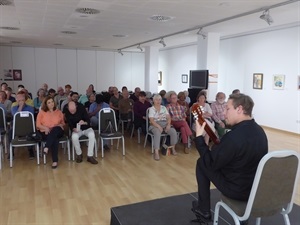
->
[197,28,207,39]
[260,10,273,25]
[159,38,166,47]
[117,49,123,56]
[137,44,143,51]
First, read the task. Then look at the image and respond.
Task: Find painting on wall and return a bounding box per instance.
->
[3,69,13,80]
[13,69,22,81]
[273,74,285,90]
[182,74,188,83]
[253,73,263,89]
[298,76,300,90]
[158,71,162,86]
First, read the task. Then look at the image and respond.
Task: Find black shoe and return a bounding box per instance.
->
[104,144,110,151]
[87,156,98,164]
[76,154,83,163]
[191,201,212,221]
[29,149,35,160]
[240,220,248,225]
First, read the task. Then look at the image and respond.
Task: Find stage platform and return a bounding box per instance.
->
[110,189,300,225]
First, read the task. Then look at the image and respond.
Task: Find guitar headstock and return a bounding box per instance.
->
[191,104,204,121]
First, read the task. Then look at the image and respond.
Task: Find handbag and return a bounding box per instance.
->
[26,132,42,142]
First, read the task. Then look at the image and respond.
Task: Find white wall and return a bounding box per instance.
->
[159,44,197,93]
[0,46,145,96]
[159,26,300,134]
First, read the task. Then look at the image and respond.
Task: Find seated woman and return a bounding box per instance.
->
[167,91,192,154]
[133,91,151,135]
[34,88,46,113]
[177,91,190,123]
[191,92,216,145]
[148,94,177,161]
[36,96,65,169]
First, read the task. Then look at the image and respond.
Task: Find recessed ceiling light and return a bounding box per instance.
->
[112,34,128,38]
[149,15,173,22]
[75,7,100,15]
[0,26,20,30]
[61,31,77,34]
[0,0,13,6]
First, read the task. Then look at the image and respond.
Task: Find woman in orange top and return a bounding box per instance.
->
[36,96,65,169]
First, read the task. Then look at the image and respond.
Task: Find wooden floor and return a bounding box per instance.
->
[0,127,299,225]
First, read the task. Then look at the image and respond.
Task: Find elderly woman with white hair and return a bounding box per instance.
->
[148,94,178,161]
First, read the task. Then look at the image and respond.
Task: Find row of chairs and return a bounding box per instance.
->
[0,107,126,169]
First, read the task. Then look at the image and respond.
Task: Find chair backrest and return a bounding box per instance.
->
[0,107,6,131]
[12,111,36,138]
[98,108,118,133]
[246,150,300,218]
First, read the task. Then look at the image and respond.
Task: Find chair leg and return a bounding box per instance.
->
[255,218,261,225]
[122,137,125,156]
[94,140,98,158]
[282,214,290,225]
[0,144,2,170]
[72,145,75,161]
[4,134,7,154]
[116,139,120,149]
[137,128,141,144]
[9,145,13,168]
[144,134,148,148]
[36,144,40,165]
[67,140,71,161]
[101,138,104,158]
[213,202,221,225]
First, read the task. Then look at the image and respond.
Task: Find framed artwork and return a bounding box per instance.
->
[182,74,188,83]
[273,75,285,90]
[298,76,300,90]
[253,73,263,89]
[158,71,162,86]
[3,69,13,80]
[13,69,22,81]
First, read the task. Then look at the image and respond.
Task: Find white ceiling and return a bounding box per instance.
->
[0,0,299,51]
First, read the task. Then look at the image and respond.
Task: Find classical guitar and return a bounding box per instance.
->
[191,104,220,145]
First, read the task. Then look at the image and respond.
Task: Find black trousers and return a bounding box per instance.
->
[41,126,64,163]
[196,158,247,212]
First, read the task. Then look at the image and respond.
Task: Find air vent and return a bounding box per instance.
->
[10,41,22,44]
[112,34,128,38]
[149,15,173,22]
[61,31,77,34]
[0,0,13,6]
[75,8,100,15]
[0,26,20,30]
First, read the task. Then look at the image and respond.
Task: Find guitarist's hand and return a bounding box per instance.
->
[195,121,206,137]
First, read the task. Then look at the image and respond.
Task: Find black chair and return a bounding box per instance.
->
[9,111,40,167]
[98,108,125,158]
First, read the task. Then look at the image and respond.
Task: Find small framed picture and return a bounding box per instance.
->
[158,71,162,86]
[273,75,285,90]
[298,76,300,90]
[182,74,188,83]
[253,73,263,89]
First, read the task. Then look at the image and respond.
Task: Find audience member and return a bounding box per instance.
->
[48,88,56,98]
[79,84,96,105]
[184,90,191,105]
[118,90,134,126]
[64,101,98,164]
[54,86,67,109]
[102,86,114,104]
[5,87,16,103]
[232,89,240,94]
[41,83,49,95]
[177,91,190,122]
[130,87,141,102]
[133,91,151,135]
[0,91,11,117]
[167,91,192,154]
[109,87,123,119]
[36,96,65,169]
[10,91,35,159]
[85,93,96,112]
[159,90,168,106]
[89,94,109,128]
[191,92,216,145]
[34,88,46,112]
[11,89,34,107]
[1,82,8,91]
[148,94,178,161]
[64,84,72,96]
[192,94,268,222]
[211,92,227,138]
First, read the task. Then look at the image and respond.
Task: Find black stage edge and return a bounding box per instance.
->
[110,189,300,225]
